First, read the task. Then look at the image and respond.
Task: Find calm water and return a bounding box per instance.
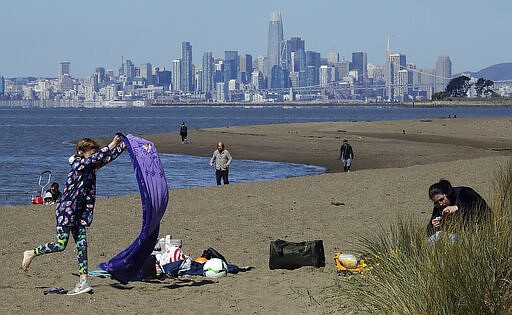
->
[1,105,511,206]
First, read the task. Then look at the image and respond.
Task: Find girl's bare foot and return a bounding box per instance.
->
[21,250,35,271]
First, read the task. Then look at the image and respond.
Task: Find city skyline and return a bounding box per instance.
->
[1,0,510,78]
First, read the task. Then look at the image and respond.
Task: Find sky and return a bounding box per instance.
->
[1,0,510,78]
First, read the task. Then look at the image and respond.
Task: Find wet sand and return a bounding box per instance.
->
[2,117,512,314]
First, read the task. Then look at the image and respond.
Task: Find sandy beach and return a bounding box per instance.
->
[2,117,512,314]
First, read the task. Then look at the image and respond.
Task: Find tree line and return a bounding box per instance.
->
[432,76,498,100]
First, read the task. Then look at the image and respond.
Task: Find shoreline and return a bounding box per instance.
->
[140,117,512,173]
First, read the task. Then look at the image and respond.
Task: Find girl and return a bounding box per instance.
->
[22,135,125,295]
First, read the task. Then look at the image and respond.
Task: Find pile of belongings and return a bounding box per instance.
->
[140,235,251,280]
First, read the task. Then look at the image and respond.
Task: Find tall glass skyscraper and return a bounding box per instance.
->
[181,42,193,92]
[267,12,284,84]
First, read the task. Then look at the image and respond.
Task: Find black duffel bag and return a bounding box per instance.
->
[269,239,325,270]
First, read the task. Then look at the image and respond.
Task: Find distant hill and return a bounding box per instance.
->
[456,63,512,81]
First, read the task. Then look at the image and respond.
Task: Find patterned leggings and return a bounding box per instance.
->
[34,226,88,275]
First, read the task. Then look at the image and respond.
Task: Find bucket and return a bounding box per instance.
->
[32,196,43,204]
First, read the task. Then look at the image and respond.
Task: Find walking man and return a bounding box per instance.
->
[210,142,232,185]
[179,122,188,143]
[339,139,354,172]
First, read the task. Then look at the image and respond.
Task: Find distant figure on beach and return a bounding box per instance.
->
[210,142,232,185]
[47,182,62,203]
[21,135,125,295]
[180,122,188,144]
[427,179,490,241]
[339,139,354,172]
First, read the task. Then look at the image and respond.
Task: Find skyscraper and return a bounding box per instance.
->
[123,59,135,81]
[59,61,71,77]
[306,51,321,86]
[286,37,306,72]
[389,53,407,101]
[95,67,106,84]
[385,37,392,100]
[267,12,284,83]
[224,51,238,84]
[239,54,253,84]
[139,63,153,86]
[350,52,368,83]
[202,52,214,93]
[181,42,193,92]
[172,59,181,92]
[435,55,452,93]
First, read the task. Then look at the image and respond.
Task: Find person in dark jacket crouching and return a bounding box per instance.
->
[427,179,490,242]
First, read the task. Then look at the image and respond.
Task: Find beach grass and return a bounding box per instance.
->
[332,161,512,314]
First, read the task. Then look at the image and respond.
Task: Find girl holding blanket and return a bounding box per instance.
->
[21,135,125,295]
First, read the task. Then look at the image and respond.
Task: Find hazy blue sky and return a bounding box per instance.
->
[1,0,510,78]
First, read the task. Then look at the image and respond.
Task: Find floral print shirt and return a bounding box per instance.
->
[55,145,124,227]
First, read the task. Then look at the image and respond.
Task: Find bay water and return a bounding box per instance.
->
[1,105,510,206]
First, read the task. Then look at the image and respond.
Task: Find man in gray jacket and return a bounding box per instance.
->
[210,142,233,185]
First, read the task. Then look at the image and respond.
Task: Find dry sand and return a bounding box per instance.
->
[2,117,512,314]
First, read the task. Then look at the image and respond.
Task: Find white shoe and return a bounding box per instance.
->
[67,280,92,295]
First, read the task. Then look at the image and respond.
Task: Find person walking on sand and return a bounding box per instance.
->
[21,135,125,295]
[210,142,232,185]
[179,122,188,144]
[339,139,354,172]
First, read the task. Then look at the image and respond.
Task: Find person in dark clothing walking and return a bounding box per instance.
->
[179,122,188,144]
[339,139,354,172]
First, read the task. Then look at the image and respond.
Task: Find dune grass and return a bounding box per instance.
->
[334,162,512,314]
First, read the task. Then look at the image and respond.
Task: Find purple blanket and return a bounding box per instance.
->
[99,134,168,283]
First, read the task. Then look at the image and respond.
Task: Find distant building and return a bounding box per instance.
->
[123,59,135,81]
[435,55,452,93]
[267,12,284,83]
[306,51,321,86]
[224,51,238,85]
[155,69,171,90]
[216,82,226,102]
[59,61,71,77]
[285,37,306,71]
[251,70,264,90]
[351,52,367,83]
[0,76,4,95]
[327,51,339,65]
[319,65,330,87]
[389,53,407,101]
[139,63,153,86]
[181,42,193,92]
[239,54,253,84]
[172,59,181,92]
[202,52,214,93]
[95,67,106,84]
